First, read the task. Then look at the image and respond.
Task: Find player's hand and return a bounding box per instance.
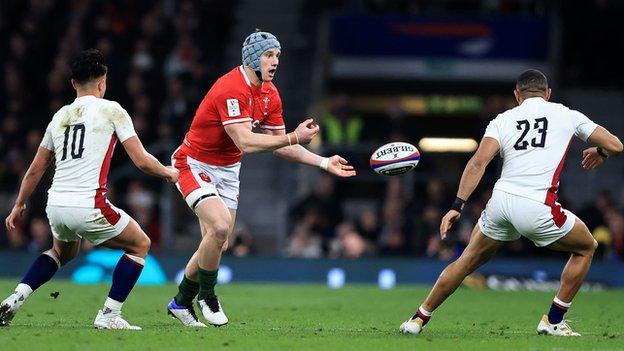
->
[325,155,356,177]
[581,147,606,170]
[5,203,26,231]
[165,166,179,183]
[439,210,461,240]
[294,118,320,145]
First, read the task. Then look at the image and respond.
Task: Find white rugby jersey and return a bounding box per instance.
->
[484,97,598,207]
[41,95,136,210]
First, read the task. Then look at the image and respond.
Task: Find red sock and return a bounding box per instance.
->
[412,306,432,326]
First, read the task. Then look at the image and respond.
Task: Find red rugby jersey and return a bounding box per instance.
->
[179,66,285,166]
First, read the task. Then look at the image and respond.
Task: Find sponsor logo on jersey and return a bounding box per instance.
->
[226,99,241,117]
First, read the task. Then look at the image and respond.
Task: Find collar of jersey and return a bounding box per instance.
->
[75,95,98,101]
[238,65,268,93]
[521,97,546,105]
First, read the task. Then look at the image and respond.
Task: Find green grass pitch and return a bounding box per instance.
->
[0,280,622,350]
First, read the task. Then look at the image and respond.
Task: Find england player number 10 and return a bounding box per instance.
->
[61,123,86,160]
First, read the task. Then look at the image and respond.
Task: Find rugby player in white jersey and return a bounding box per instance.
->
[400,69,623,337]
[0,49,178,330]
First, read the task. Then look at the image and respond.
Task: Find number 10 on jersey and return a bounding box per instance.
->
[61,123,86,160]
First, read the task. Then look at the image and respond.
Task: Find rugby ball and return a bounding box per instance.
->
[370,142,420,176]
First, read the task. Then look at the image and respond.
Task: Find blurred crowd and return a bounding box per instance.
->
[0,0,233,251]
[1,0,623,262]
[284,175,624,261]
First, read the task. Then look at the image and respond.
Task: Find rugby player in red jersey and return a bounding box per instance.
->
[166,30,356,327]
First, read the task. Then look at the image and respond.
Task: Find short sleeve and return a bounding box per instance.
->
[260,93,285,130]
[483,117,501,144]
[570,109,598,141]
[110,103,137,142]
[40,122,54,150]
[216,90,253,126]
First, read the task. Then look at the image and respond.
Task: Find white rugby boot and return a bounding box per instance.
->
[167,298,207,327]
[399,316,425,335]
[0,291,27,326]
[536,315,580,336]
[94,309,141,330]
[198,298,228,326]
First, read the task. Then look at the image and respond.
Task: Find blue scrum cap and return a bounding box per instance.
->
[242,30,281,79]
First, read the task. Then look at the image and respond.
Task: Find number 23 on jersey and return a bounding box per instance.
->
[514,117,548,150]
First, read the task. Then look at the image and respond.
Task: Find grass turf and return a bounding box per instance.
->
[0,280,622,351]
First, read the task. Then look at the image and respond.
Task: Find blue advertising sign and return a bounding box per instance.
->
[72,250,167,285]
[329,14,551,80]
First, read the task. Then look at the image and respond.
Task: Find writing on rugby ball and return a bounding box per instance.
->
[370,142,420,176]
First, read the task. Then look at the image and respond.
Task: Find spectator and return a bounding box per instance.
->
[321,94,363,146]
[355,209,381,247]
[27,217,51,253]
[289,174,344,244]
[378,178,410,255]
[226,224,255,257]
[285,225,322,259]
[329,222,370,259]
[125,181,161,249]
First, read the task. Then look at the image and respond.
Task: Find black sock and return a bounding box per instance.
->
[174,275,200,307]
[197,268,218,302]
[547,300,569,324]
[107,255,144,304]
[21,253,59,291]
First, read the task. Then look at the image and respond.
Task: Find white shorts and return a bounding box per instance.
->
[46,204,130,246]
[172,148,240,210]
[478,190,576,247]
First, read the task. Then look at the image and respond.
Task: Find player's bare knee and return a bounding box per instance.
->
[136,235,151,257]
[45,248,66,267]
[49,246,77,267]
[126,234,151,258]
[212,219,231,242]
[198,219,230,247]
[58,254,75,267]
[585,238,598,256]
[214,230,230,247]
[48,247,61,259]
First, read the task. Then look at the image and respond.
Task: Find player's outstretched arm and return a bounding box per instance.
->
[587,126,623,155]
[262,128,356,178]
[455,137,500,200]
[122,136,179,183]
[440,137,499,239]
[224,118,319,154]
[5,147,54,231]
[581,126,623,170]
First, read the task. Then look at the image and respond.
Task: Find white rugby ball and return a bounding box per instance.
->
[370,142,420,176]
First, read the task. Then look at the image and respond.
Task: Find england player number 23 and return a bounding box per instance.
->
[514,117,548,150]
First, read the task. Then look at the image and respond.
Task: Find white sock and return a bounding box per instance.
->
[553,296,572,308]
[418,306,433,317]
[125,254,145,266]
[15,283,33,299]
[104,297,123,313]
[43,250,61,268]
